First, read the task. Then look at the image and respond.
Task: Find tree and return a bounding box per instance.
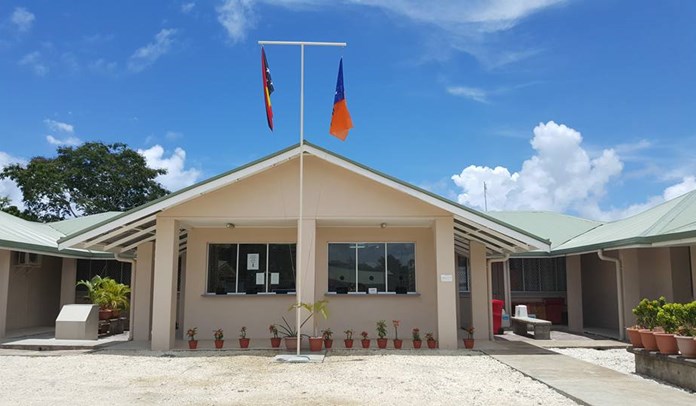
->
[0,142,169,222]
[0,196,25,218]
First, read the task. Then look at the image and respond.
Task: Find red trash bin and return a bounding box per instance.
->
[544,298,564,324]
[492,299,504,335]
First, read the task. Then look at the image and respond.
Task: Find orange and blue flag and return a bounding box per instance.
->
[329,58,353,140]
[261,47,274,131]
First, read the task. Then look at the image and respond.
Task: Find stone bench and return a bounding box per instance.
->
[511,316,551,340]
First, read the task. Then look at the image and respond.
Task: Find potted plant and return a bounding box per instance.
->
[186,327,198,349]
[376,320,388,349]
[239,326,250,348]
[412,328,422,349]
[392,320,402,349]
[277,316,302,351]
[76,275,111,320]
[463,326,475,349]
[675,301,696,358]
[425,332,437,349]
[269,324,281,348]
[655,303,680,355]
[214,328,224,349]
[322,328,334,349]
[344,329,354,348]
[360,331,370,348]
[634,297,665,350]
[289,300,330,352]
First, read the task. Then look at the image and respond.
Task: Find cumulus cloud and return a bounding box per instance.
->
[216,0,256,43]
[18,51,48,76]
[127,29,177,72]
[447,86,489,103]
[11,7,35,32]
[44,119,74,133]
[138,145,201,191]
[0,151,25,209]
[46,135,82,147]
[452,121,623,215]
[181,2,196,13]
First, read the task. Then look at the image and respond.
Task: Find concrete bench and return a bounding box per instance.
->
[511,316,551,340]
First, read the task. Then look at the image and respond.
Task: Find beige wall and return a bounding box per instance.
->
[670,247,692,303]
[6,253,62,331]
[566,255,583,333]
[637,247,673,301]
[580,253,618,331]
[620,248,640,327]
[0,250,10,337]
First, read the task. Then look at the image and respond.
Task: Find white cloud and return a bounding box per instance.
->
[0,151,26,210]
[88,59,118,74]
[127,29,177,72]
[216,0,256,43]
[138,145,201,191]
[18,51,48,76]
[11,7,35,32]
[447,86,489,103]
[181,2,196,13]
[46,135,82,147]
[165,131,183,141]
[44,119,74,134]
[452,121,623,216]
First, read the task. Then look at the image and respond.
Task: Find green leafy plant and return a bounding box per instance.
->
[344,329,353,340]
[632,297,666,330]
[376,320,387,339]
[287,300,330,338]
[677,301,696,336]
[76,275,130,311]
[214,329,224,340]
[392,320,400,340]
[425,332,435,342]
[239,326,247,339]
[412,328,421,341]
[269,324,279,339]
[321,328,333,340]
[186,327,197,341]
[360,331,369,340]
[656,303,682,334]
[464,326,475,340]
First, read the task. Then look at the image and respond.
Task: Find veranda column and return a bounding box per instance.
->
[297,218,316,337]
[133,241,154,341]
[60,258,77,307]
[0,249,10,338]
[151,218,179,350]
[566,255,583,333]
[691,245,696,300]
[619,249,640,327]
[469,240,488,340]
[434,216,458,349]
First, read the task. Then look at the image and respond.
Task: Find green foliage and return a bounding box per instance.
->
[656,303,682,334]
[288,300,329,337]
[376,320,387,339]
[677,301,696,337]
[632,296,666,330]
[76,275,130,311]
[0,196,26,219]
[1,142,168,222]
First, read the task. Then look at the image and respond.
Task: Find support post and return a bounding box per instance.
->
[0,249,10,338]
[566,255,583,333]
[60,258,77,308]
[134,241,155,341]
[469,240,488,340]
[434,217,458,349]
[151,218,179,350]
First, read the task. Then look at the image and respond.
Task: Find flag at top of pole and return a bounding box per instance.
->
[329,58,353,140]
[261,46,274,131]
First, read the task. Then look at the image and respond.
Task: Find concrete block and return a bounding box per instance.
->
[55,304,99,340]
[631,348,696,392]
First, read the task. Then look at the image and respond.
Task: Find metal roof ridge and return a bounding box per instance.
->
[641,190,696,236]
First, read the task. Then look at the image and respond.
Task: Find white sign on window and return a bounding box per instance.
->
[247,253,260,270]
[271,272,279,285]
[256,272,264,285]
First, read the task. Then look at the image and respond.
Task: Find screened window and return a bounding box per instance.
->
[457,254,470,292]
[328,242,416,293]
[509,257,566,292]
[207,243,296,294]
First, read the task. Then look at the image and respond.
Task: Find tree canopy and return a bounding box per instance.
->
[1,142,169,222]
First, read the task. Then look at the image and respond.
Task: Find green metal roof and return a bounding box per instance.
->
[49,211,122,235]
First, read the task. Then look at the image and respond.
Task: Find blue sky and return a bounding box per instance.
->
[1,1,696,221]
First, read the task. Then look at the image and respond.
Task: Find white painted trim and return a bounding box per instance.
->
[120,235,156,253]
[83,215,156,248]
[104,225,156,250]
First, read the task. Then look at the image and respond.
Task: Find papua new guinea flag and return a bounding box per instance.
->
[261,47,274,131]
[329,58,353,140]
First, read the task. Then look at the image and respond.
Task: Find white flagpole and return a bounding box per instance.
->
[258,40,346,357]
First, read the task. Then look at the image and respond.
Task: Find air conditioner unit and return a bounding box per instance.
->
[16,252,41,267]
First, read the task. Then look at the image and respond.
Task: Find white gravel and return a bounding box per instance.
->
[0,349,577,405]
[551,348,635,375]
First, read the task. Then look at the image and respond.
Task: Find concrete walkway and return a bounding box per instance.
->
[481,340,695,406]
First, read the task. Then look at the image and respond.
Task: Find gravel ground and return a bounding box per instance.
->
[551,348,635,375]
[0,349,577,406]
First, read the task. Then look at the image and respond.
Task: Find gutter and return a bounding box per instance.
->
[114,253,136,341]
[597,249,625,341]
[486,254,510,341]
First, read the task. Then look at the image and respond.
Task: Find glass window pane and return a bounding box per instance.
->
[509,259,523,291]
[268,244,296,293]
[357,243,386,293]
[457,255,469,292]
[208,244,237,294]
[238,244,267,293]
[387,243,415,293]
[328,243,355,293]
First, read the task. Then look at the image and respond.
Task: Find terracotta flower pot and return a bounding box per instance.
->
[324,339,333,349]
[344,339,354,349]
[393,339,403,349]
[285,337,302,351]
[309,337,323,352]
[654,333,678,355]
[239,338,250,349]
[427,339,437,349]
[639,330,658,351]
[377,338,388,349]
[675,336,696,358]
[271,337,282,348]
[99,309,112,320]
[214,339,224,349]
[361,339,370,349]
[413,340,422,349]
[626,327,643,348]
[188,340,198,349]
[464,338,475,349]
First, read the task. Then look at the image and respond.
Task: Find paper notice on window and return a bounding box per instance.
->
[440,274,453,282]
[256,272,264,285]
[271,272,279,285]
[247,253,260,270]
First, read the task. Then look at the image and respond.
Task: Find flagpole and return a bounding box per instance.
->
[258,40,346,357]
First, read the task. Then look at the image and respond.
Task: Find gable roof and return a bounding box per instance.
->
[58,142,551,256]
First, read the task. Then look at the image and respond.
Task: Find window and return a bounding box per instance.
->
[207,243,296,294]
[328,242,416,293]
[509,257,566,292]
[457,254,470,292]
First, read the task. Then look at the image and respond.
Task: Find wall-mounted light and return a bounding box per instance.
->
[380,222,387,229]
[226,223,235,229]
